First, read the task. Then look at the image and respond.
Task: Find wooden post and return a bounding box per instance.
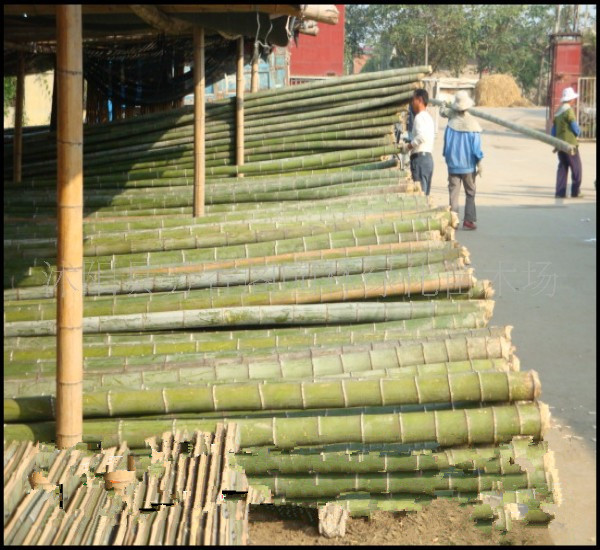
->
[193,26,205,217]
[251,43,259,93]
[56,4,83,450]
[13,53,25,184]
[50,59,58,131]
[236,36,245,175]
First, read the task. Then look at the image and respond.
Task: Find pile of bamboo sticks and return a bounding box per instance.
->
[3,66,559,532]
[3,424,262,545]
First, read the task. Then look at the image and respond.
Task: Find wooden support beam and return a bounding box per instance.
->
[236,36,245,176]
[251,43,259,93]
[193,26,205,218]
[50,60,57,131]
[13,52,25,184]
[129,4,192,35]
[56,4,83,450]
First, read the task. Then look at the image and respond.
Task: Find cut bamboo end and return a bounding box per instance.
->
[460,246,471,265]
[443,227,455,241]
[483,300,495,321]
[104,469,136,497]
[530,370,542,399]
[543,450,562,507]
[538,401,551,438]
[499,337,511,361]
[503,325,514,341]
[511,356,521,372]
[449,211,459,228]
[29,470,54,491]
[481,280,494,299]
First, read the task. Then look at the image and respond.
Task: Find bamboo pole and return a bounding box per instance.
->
[13,52,25,184]
[236,36,244,176]
[193,26,205,218]
[430,98,576,154]
[55,4,83,449]
[1,402,550,450]
[251,43,259,93]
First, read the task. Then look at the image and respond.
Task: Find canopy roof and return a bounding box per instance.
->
[3,5,339,102]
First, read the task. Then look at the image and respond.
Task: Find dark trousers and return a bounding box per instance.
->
[410,153,434,195]
[448,172,477,223]
[556,150,582,197]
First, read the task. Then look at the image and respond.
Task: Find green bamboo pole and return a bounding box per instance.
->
[4,227,454,293]
[11,108,404,184]
[4,332,511,396]
[246,469,548,499]
[6,207,446,251]
[4,248,463,300]
[3,322,508,361]
[13,114,400,181]
[4,359,513,399]
[1,402,550,450]
[6,211,448,261]
[6,239,452,290]
[429,98,576,155]
[244,66,431,101]
[2,322,509,372]
[3,370,539,422]
[6,206,443,256]
[3,193,431,243]
[4,268,476,327]
[233,438,548,475]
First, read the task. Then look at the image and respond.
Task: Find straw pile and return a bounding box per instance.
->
[3,66,558,533]
[475,74,532,108]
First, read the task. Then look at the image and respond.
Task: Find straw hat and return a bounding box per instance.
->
[560,87,578,103]
[452,90,475,111]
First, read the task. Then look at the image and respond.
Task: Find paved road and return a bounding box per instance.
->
[426,107,596,545]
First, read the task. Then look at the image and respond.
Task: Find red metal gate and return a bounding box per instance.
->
[546,33,582,133]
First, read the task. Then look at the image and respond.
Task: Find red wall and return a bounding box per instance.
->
[547,39,582,131]
[289,5,345,77]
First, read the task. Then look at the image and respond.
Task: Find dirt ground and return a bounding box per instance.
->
[246,107,596,545]
[248,499,554,546]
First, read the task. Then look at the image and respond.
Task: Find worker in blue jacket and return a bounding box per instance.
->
[440,91,484,231]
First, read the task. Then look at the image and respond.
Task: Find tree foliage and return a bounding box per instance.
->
[4,77,17,117]
[345,4,592,95]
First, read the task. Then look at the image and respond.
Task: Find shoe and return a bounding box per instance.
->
[462,221,477,230]
[571,193,585,198]
[555,194,566,199]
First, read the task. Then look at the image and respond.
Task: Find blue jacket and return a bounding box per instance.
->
[443,126,484,175]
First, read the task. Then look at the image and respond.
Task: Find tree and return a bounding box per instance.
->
[4,77,17,117]
[364,5,475,75]
[344,4,371,74]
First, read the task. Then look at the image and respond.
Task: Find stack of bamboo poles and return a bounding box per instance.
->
[3,66,429,201]
[3,65,559,533]
[4,424,264,545]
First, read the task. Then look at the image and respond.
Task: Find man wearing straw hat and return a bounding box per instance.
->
[440,90,484,231]
[551,86,583,198]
